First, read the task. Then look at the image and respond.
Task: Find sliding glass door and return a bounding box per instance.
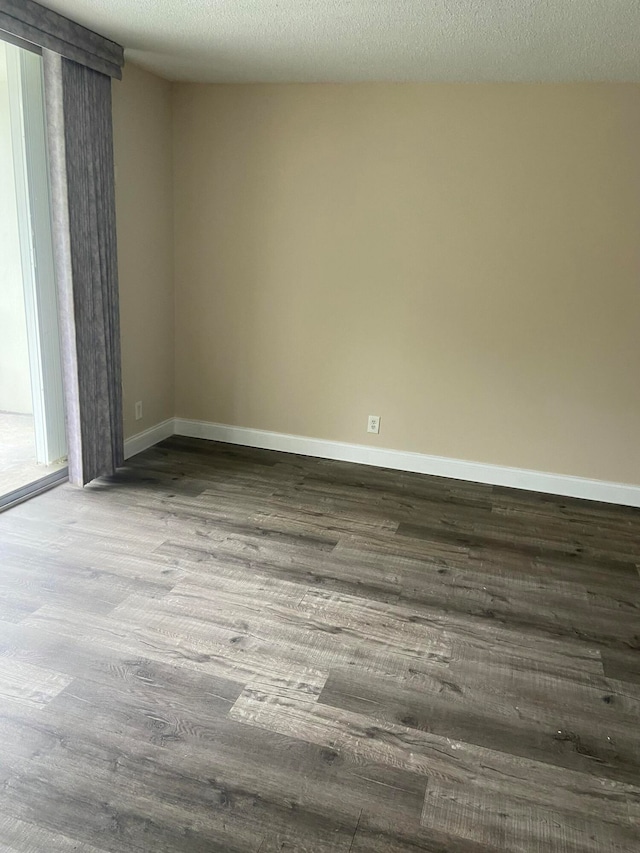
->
[0,37,66,508]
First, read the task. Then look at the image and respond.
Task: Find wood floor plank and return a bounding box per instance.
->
[0,683,405,852]
[0,658,73,709]
[396,519,639,573]
[0,436,639,851]
[230,689,640,840]
[396,560,640,648]
[318,665,640,785]
[349,820,491,853]
[602,649,640,685]
[299,586,604,681]
[154,533,403,603]
[0,815,110,853]
[421,780,639,852]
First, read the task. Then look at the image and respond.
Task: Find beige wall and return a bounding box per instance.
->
[172,83,640,485]
[112,62,174,439]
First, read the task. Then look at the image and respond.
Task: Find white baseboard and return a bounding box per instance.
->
[174,417,640,508]
[124,418,175,460]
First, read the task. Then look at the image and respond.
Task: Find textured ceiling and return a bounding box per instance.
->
[38,1,640,83]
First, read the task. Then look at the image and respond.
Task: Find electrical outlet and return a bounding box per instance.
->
[367,415,380,434]
[135,401,143,421]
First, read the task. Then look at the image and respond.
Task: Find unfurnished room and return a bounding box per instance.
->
[0,1,639,851]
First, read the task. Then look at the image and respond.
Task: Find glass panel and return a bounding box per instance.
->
[0,38,67,505]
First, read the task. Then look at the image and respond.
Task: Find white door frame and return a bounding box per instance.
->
[5,41,66,466]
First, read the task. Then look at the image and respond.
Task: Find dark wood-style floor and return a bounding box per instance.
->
[0,436,639,852]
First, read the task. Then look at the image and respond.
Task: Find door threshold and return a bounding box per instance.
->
[0,467,68,512]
